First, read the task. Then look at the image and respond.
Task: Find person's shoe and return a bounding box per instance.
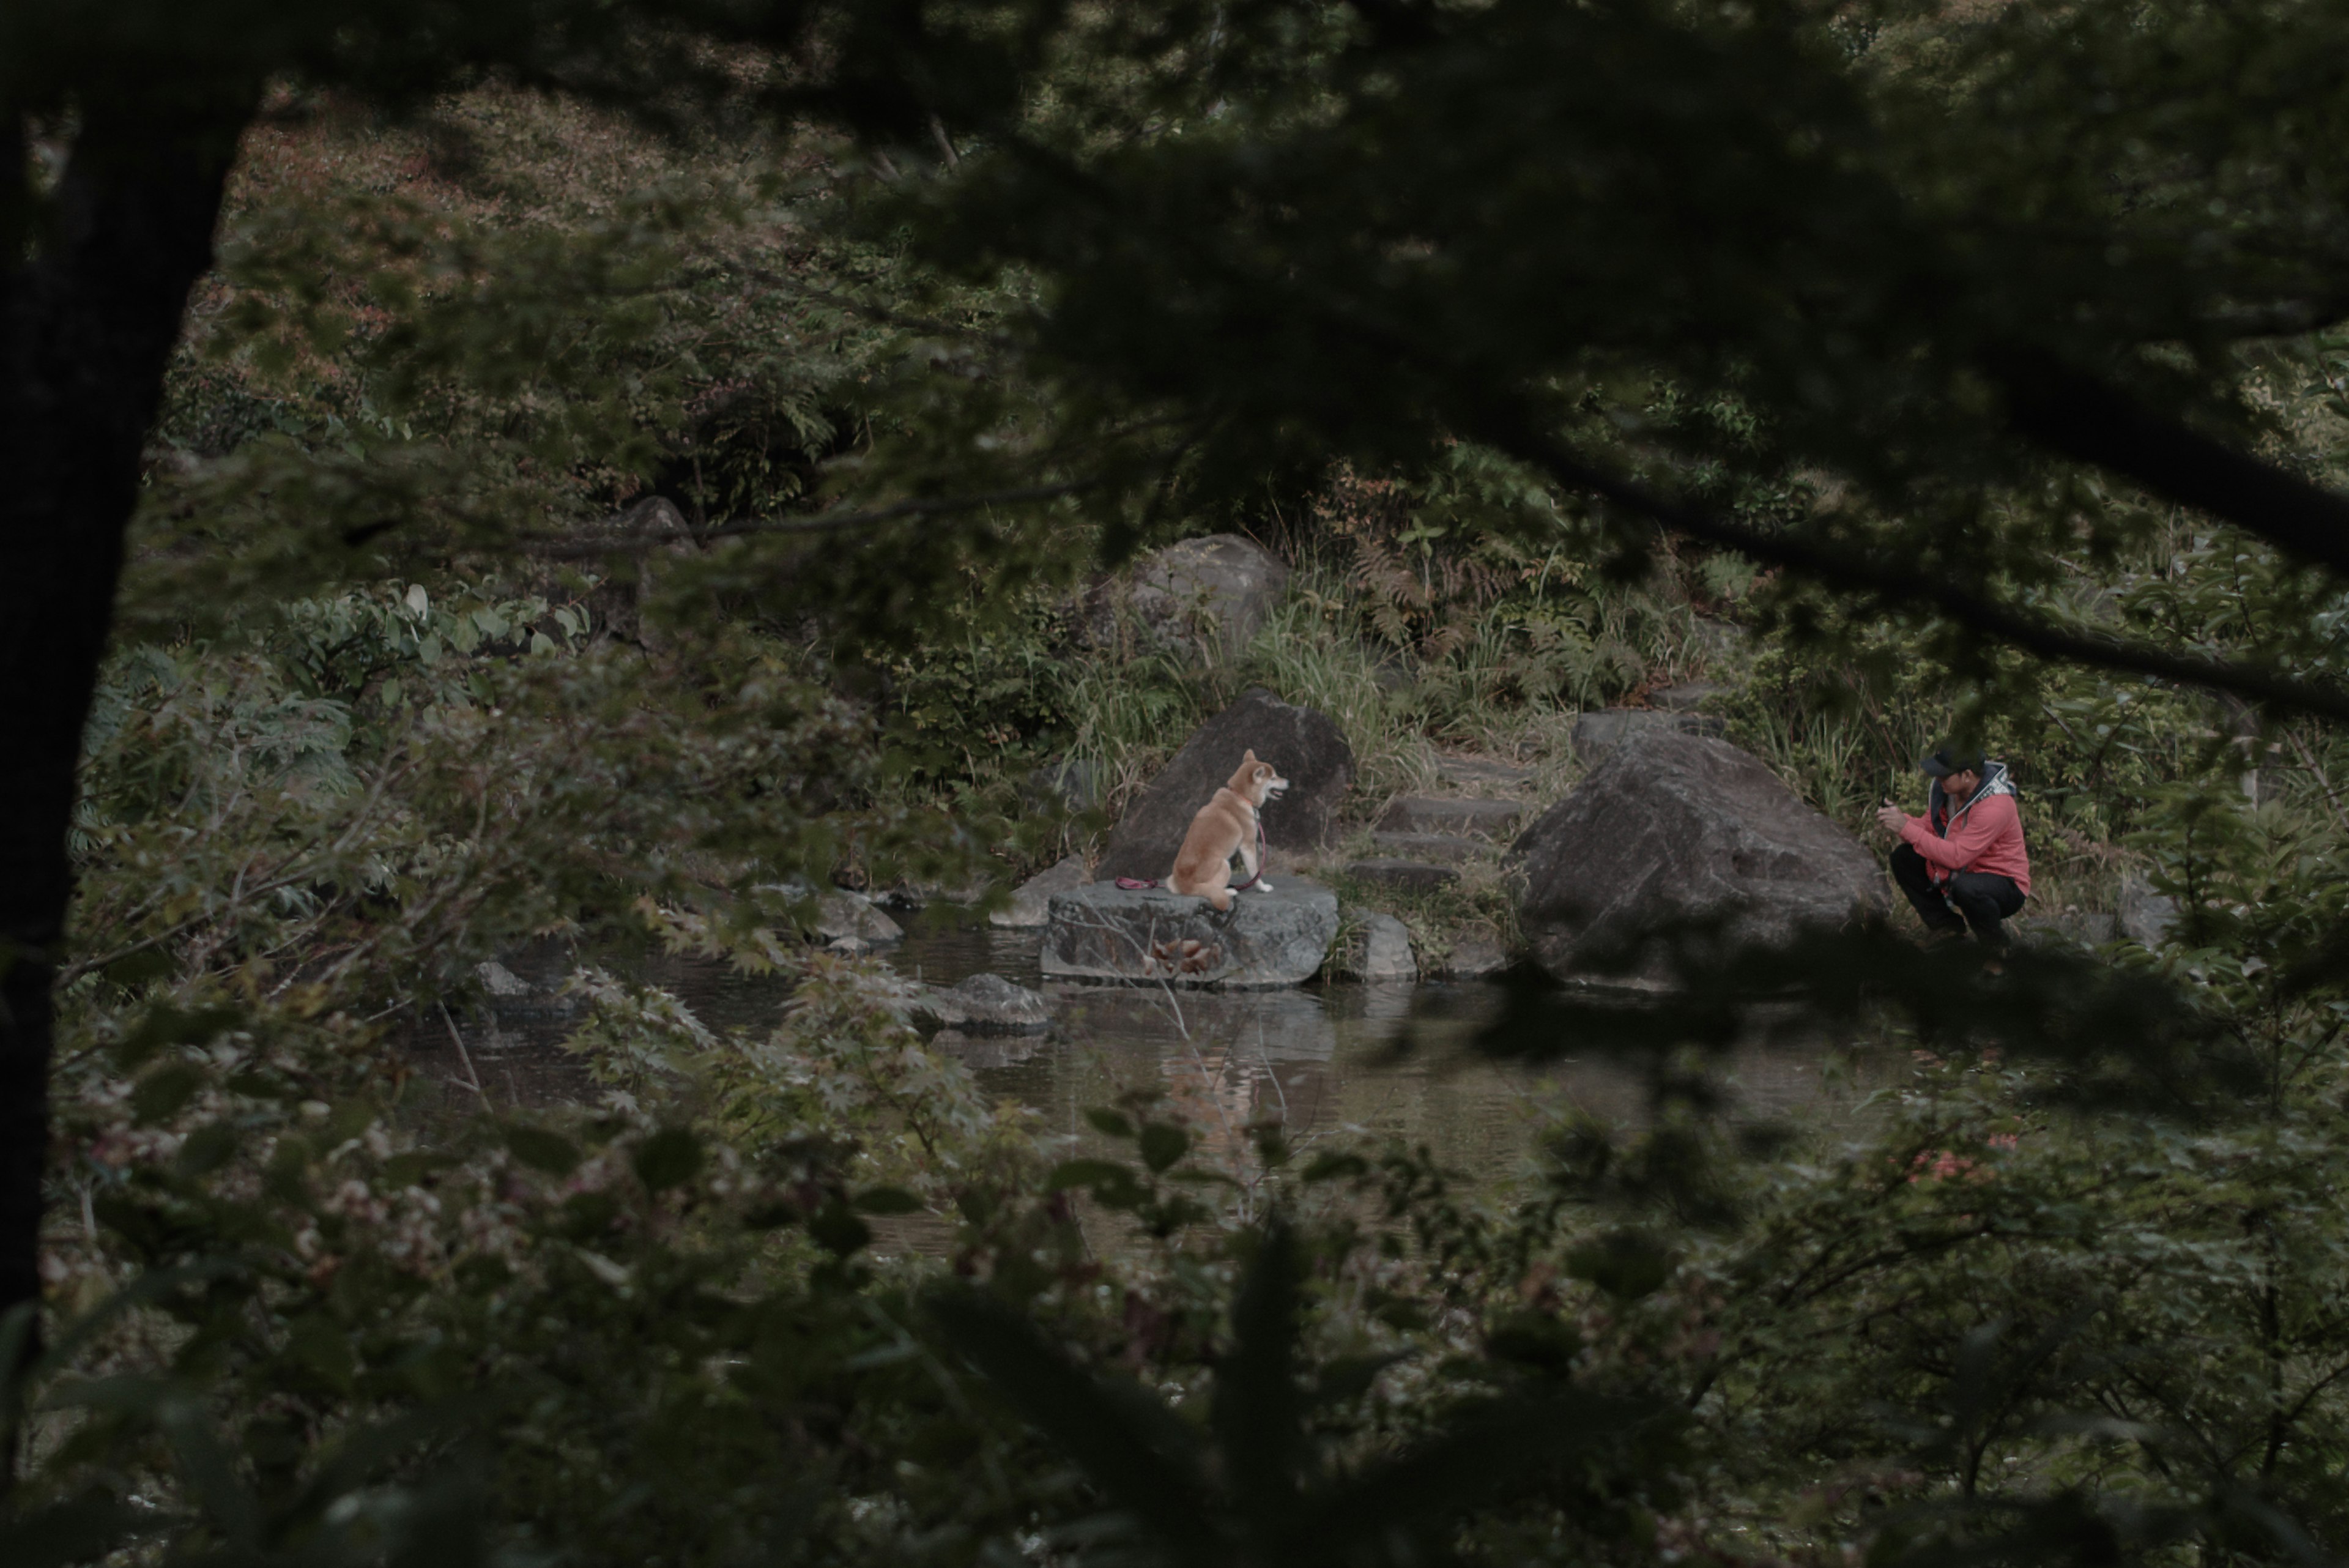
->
[1923,926,1970,949]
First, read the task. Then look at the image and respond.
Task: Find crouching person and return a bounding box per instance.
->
[1875,745,2032,951]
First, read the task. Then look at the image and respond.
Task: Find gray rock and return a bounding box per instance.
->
[1343,913,1418,983]
[1570,709,1728,760]
[812,891,904,949]
[1096,688,1354,883]
[1436,936,1508,978]
[1024,757,1105,814]
[1433,754,1535,790]
[1379,797,1526,838]
[1513,732,1889,984]
[919,973,1052,1034]
[2120,874,2179,948]
[1369,831,1485,863]
[1042,879,1340,988]
[1105,533,1291,661]
[990,853,1091,929]
[1345,858,1460,892]
[475,960,533,999]
[2016,910,2120,950]
[1649,681,1729,713]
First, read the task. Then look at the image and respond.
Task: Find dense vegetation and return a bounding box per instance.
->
[13,3,2349,1568]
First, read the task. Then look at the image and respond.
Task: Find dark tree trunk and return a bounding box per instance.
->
[0,100,249,1468]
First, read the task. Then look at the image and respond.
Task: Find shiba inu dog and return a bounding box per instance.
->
[1168,750,1290,912]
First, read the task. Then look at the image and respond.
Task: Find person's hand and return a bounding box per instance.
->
[1874,800,1909,834]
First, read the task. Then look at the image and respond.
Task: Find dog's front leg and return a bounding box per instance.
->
[1239,836,1271,893]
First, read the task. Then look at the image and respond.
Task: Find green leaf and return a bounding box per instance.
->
[1564,1230,1673,1302]
[1047,1158,1133,1191]
[633,1128,702,1192]
[102,949,174,988]
[1138,1123,1190,1173]
[502,1123,581,1177]
[130,1062,204,1126]
[1085,1108,1134,1138]
[852,1186,923,1214]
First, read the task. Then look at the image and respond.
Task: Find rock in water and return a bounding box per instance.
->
[475,960,533,999]
[1105,534,1291,660]
[919,973,1052,1033]
[1096,688,1354,883]
[1341,913,1418,983]
[1043,880,1340,988]
[990,853,1091,929]
[812,891,904,952]
[1512,732,1887,984]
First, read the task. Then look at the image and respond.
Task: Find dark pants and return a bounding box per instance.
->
[1890,842,2025,948]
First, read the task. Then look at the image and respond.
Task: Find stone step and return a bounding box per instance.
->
[1345,858,1460,892]
[1370,831,1485,863]
[1378,797,1526,838]
[1432,754,1535,790]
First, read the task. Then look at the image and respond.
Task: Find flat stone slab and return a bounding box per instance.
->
[1043,879,1339,988]
[1379,797,1526,837]
[1345,858,1460,892]
[1370,831,1485,864]
[1433,755,1535,790]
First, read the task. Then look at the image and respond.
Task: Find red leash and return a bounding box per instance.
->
[1116,818,1269,893]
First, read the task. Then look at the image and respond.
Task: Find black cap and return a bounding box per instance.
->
[1920,745,1986,778]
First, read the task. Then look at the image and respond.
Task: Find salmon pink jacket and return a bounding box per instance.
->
[1898,759,2032,896]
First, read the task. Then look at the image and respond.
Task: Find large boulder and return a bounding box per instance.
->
[1102,534,1291,660]
[1096,688,1354,883]
[1512,732,1888,984]
[1042,880,1340,988]
[1570,708,1727,761]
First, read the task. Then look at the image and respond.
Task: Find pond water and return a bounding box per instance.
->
[412,907,1896,1192]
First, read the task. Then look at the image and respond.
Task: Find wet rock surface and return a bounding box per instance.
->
[918,972,1052,1033]
[1570,708,1727,760]
[1340,913,1419,983]
[1096,688,1354,883]
[991,853,1091,929]
[1379,797,1525,838]
[1042,879,1340,988]
[812,891,905,953]
[1513,732,1888,985]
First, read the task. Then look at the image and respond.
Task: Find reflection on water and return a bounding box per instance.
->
[407,907,1893,1187]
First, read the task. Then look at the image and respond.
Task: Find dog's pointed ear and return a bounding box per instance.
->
[1241,748,1258,764]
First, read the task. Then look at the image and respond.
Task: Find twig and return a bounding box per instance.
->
[439,1001,491,1106]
